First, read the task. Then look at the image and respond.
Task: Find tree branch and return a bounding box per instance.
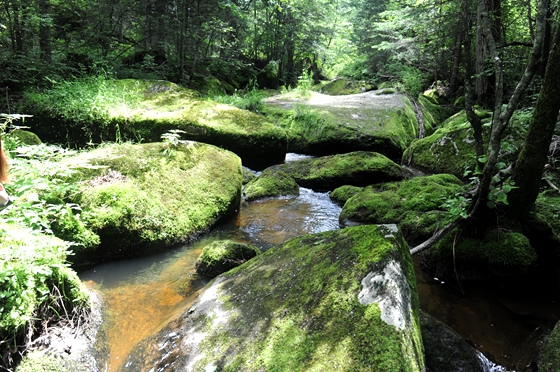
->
[410,220,461,255]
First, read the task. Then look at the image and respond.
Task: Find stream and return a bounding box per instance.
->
[79,155,559,372]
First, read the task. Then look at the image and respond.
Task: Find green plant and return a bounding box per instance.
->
[161,129,190,157]
[209,79,265,113]
[294,70,313,98]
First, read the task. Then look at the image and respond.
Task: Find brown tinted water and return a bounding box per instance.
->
[79,188,342,371]
[79,181,559,371]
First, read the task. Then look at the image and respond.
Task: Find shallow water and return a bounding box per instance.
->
[79,188,342,371]
[80,173,558,371]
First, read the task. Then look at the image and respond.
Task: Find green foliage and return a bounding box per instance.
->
[209,80,266,113]
[293,70,314,98]
[20,77,143,142]
[1,144,99,251]
[380,62,429,97]
[0,122,90,369]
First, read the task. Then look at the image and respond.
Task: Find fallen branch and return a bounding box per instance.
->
[410,220,461,255]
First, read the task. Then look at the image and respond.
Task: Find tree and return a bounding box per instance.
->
[412,0,553,254]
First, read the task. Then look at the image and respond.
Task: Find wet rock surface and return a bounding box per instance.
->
[123,225,425,372]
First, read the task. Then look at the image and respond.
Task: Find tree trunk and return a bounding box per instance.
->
[508,22,560,218]
[39,0,51,63]
[467,0,547,220]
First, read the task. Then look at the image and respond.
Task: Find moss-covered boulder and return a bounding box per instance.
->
[195,240,261,278]
[339,174,464,244]
[67,141,243,265]
[124,224,425,371]
[7,129,42,145]
[263,91,419,160]
[242,166,257,185]
[538,320,560,371]
[417,94,452,136]
[22,79,287,170]
[403,109,526,178]
[268,151,405,191]
[244,168,300,200]
[329,185,363,205]
[420,311,483,372]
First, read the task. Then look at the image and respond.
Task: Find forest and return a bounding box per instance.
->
[2,0,560,370]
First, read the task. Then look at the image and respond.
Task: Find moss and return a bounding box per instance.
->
[68,141,243,264]
[242,167,257,185]
[377,88,397,95]
[244,169,300,201]
[535,191,560,242]
[340,174,463,244]
[430,229,537,268]
[417,94,451,135]
[539,321,560,371]
[7,129,42,145]
[15,353,67,372]
[22,79,287,170]
[329,185,364,205]
[184,225,424,371]
[318,79,375,96]
[403,109,524,178]
[263,93,418,160]
[195,240,261,278]
[269,151,405,191]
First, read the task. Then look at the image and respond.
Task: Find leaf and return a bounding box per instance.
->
[478,155,487,164]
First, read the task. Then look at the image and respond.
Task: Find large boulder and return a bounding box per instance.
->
[339,174,464,245]
[267,151,406,191]
[263,91,419,160]
[123,225,425,371]
[22,79,287,170]
[243,168,300,200]
[538,320,560,371]
[66,141,243,265]
[421,312,484,372]
[403,109,526,178]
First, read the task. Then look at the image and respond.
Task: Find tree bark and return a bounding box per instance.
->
[508,22,560,218]
[467,0,547,220]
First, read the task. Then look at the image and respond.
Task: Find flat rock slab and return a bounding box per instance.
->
[264,91,419,160]
[123,224,425,372]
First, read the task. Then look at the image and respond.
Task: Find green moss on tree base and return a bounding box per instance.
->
[429,229,537,268]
